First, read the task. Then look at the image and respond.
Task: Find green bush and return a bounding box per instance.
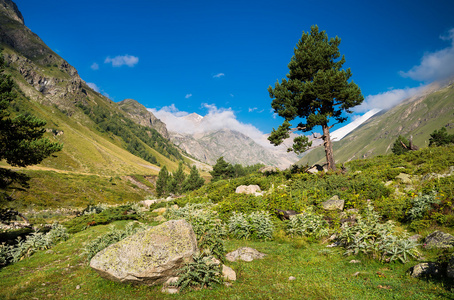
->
[338,203,420,263]
[227,211,274,240]
[286,207,329,238]
[174,254,222,291]
[64,205,139,233]
[407,191,440,220]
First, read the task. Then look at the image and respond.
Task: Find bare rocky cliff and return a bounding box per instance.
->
[118,98,169,139]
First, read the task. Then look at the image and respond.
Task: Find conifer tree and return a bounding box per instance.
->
[156,166,170,197]
[167,162,186,195]
[268,25,364,170]
[0,54,62,202]
[183,165,205,192]
[210,157,234,182]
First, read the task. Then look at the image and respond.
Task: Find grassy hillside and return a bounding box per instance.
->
[299,82,454,166]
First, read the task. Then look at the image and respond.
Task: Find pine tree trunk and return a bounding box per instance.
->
[322,125,336,171]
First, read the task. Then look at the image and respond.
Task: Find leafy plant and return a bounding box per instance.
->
[286,207,329,238]
[174,253,222,291]
[0,223,68,265]
[338,202,420,263]
[407,191,440,220]
[228,211,274,240]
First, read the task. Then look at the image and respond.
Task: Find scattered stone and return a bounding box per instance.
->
[396,173,412,184]
[224,282,233,287]
[288,276,296,281]
[275,209,298,220]
[90,219,198,286]
[226,247,266,262]
[235,185,262,196]
[349,260,361,264]
[326,242,339,248]
[140,199,157,208]
[408,262,443,278]
[408,234,422,242]
[152,207,167,214]
[424,231,454,249]
[222,265,237,281]
[76,285,80,290]
[161,277,180,294]
[352,272,360,277]
[171,204,179,210]
[45,250,54,254]
[307,164,325,174]
[154,215,167,222]
[321,196,344,211]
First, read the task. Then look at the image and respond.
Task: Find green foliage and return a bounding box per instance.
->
[286,207,329,238]
[0,53,62,202]
[182,165,205,192]
[174,253,222,291]
[63,205,140,233]
[156,166,170,197]
[227,211,274,240]
[429,127,454,147]
[210,156,234,182]
[82,221,148,260]
[338,203,420,263]
[0,223,68,266]
[392,135,411,155]
[407,191,440,220]
[167,162,186,195]
[77,102,182,164]
[268,25,363,170]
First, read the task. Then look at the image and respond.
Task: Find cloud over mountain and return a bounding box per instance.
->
[104,55,139,67]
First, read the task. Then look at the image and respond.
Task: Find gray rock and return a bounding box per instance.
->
[288,276,296,281]
[226,247,266,262]
[307,164,325,174]
[424,231,454,249]
[321,197,344,211]
[140,199,157,208]
[259,166,278,174]
[408,262,443,278]
[90,219,198,286]
[222,265,236,281]
[396,173,412,184]
[235,185,262,196]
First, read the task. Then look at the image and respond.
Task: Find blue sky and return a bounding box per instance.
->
[17,0,454,135]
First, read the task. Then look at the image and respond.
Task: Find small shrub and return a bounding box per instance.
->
[286,207,329,238]
[174,254,222,291]
[0,223,69,265]
[228,211,274,240]
[407,191,440,220]
[338,202,420,263]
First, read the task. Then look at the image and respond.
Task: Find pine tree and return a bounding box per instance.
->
[210,157,234,182]
[0,54,62,202]
[156,166,170,197]
[429,127,454,147]
[268,25,364,170]
[168,162,186,195]
[183,165,205,192]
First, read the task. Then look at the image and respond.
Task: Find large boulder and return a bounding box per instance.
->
[90,219,198,285]
[424,231,454,249]
[408,262,443,278]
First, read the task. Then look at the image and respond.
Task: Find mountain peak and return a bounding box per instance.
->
[0,0,24,25]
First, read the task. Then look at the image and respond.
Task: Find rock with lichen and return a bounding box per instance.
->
[90,219,198,286]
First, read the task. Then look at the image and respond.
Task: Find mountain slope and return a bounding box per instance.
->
[0,0,182,176]
[299,81,454,165]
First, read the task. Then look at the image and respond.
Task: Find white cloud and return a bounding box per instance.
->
[104,55,139,67]
[185,93,192,99]
[400,28,454,82]
[353,86,425,113]
[213,73,225,78]
[149,104,276,148]
[90,62,99,70]
[86,82,100,93]
[248,107,257,112]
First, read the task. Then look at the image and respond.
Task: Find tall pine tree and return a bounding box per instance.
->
[268,25,364,170]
